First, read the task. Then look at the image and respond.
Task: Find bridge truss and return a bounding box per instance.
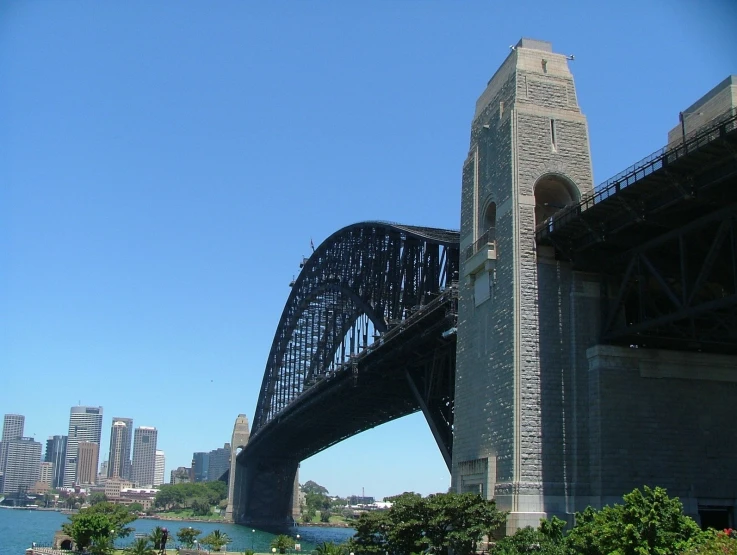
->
[538,108,737,353]
[250,222,460,459]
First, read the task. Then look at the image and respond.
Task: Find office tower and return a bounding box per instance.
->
[1,437,41,495]
[107,418,133,479]
[76,441,99,485]
[192,452,209,482]
[208,443,231,482]
[0,414,25,482]
[63,406,103,487]
[38,461,54,486]
[45,435,67,488]
[170,467,190,484]
[131,426,157,487]
[154,450,165,486]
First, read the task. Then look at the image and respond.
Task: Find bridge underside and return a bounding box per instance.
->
[539,112,737,353]
[234,289,456,524]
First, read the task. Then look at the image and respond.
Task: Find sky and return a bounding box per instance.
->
[1,1,735,501]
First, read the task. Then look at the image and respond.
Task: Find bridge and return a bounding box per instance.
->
[230,222,460,524]
[230,41,737,531]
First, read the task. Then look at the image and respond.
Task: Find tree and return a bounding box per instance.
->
[302,480,329,495]
[683,529,737,555]
[314,542,347,555]
[61,502,136,551]
[149,527,165,551]
[321,509,332,523]
[126,537,156,555]
[177,527,202,549]
[129,502,144,513]
[191,498,212,516]
[202,529,232,552]
[347,492,505,555]
[491,518,568,555]
[565,486,702,555]
[271,534,295,554]
[88,492,108,506]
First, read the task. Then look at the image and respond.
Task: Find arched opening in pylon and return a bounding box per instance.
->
[534,173,580,228]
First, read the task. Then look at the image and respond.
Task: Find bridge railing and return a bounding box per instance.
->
[464,227,496,261]
[537,106,737,239]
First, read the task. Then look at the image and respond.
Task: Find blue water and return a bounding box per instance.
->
[0,509,355,555]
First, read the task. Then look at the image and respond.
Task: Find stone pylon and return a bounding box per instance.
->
[452,38,595,533]
[224,414,250,521]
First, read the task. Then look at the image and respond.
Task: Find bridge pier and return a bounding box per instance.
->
[585,345,737,521]
[455,38,737,533]
[232,455,299,526]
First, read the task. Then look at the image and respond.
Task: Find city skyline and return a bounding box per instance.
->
[2,2,735,499]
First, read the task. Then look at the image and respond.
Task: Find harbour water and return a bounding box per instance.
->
[0,508,355,555]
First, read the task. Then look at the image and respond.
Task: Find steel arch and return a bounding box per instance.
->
[252,221,460,434]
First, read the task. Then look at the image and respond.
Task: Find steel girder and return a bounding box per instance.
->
[252,221,460,435]
[602,205,737,352]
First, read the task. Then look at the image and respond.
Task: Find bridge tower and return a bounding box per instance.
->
[453,38,596,532]
[225,414,250,522]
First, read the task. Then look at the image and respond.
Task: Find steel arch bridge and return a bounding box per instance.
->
[232,221,460,525]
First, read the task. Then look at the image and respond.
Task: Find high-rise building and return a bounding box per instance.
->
[107,418,133,480]
[208,443,231,482]
[63,406,103,487]
[1,437,41,495]
[45,435,67,488]
[76,441,99,485]
[192,452,209,482]
[154,450,165,486]
[38,461,54,487]
[131,426,157,487]
[0,414,25,487]
[170,467,190,484]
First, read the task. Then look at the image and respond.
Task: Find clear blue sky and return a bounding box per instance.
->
[1,1,735,500]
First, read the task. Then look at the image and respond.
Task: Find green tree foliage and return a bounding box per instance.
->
[201,529,232,552]
[271,534,296,554]
[683,529,737,555]
[149,527,165,550]
[154,481,227,510]
[191,498,212,516]
[125,537,156,555]
[61,502,136,551]
[88,492,108,506]
[301,480,329,495]
[491,521,568,555]
[321,509,332,523]
[348,492,505,555]
[128,502,144,513]
[565,486,701,555]
[314,541,347,555]
[177,526,202,548]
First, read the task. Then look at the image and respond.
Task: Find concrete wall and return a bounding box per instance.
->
[586,346,737,520]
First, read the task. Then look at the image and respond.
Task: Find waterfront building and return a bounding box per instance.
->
[38,461,54,486]
[0,414,25,487]
[107,417,133,480]
[45,435,67,488]
[208,443,231,482]
[131,426,157,487]
[1,437,41,495]
[154,450,165,486]
[32,461,54,493]
[76,441,99,485]
[63,406,103,487]
[170,466,190,484]
[104,477,134,499]
[192,452,209,482]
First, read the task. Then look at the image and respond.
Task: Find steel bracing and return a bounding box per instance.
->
[538,108,737,353]
[235,222,459,524]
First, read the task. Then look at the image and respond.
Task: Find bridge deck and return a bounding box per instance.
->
[537,109,737,270]
[243,287,457,462]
